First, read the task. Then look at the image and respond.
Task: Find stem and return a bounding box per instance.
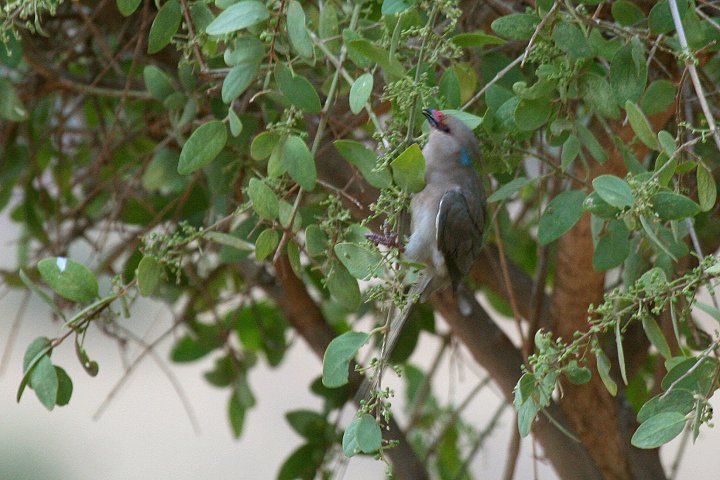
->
[405,5,439,144]
[669,0,720,151]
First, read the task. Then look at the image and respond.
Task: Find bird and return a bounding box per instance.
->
[404,108,486,301]
[356,109,486,402]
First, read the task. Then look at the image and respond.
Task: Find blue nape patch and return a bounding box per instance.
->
[459,146,472,166]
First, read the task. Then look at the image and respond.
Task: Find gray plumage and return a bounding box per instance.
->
[405,109,486,300]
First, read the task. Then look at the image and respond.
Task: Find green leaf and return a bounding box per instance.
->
[206,0,269,35]
[250,131,280,160]
[625,101,658,150]
[439,69,461,109]
[440,110,483,129]
[637,390,695,423]
[631,412,686,449]
[255,228,279,261]
[596,348,617,396]
[0,78,27,121]
[222,62,259,103]
[305,225,328,257]
[649,0,688,34]
[592,175,634,208]
[697,165,716,212]
[580,74,619,119]
[278,444,324,479]
[278,201,302,231]
[228,392,246,438]
[322,331,369,388]
[348,39,405,78]
[451,31,505,48]
[170,335,214,362]
[538,190,586,245]
[488,177,532,202]
[390,143,425,192]
[641,80,676,116]
[177,121,227,174]
[641,316,672,359]
[334,140,392,189]
[283,135,317,191]
[349,73,373,114]
[491,13,539,40]
[650,192,700,221]
[54,366,73,406]
[514,97,552,131]
[514,373,540,437]
[143,65,174,101]
[381,0,415,15]
[287,1,313,58]
[356,414,383,453]
[662,356,718,392]
[657,130,676,157]
[247,178,279,220]
[327,264,360,310]
[117,0,142,16]
[274,64,322,113]
[564,361,592,385]
[206,231,254,251]
[558,135,580,172]
[228,109,243,137]
[611,1,646,26]
[334,243,382,280]
[640,215,677,261]
[148,0,182,54]
[224,37,265,66]
[30,355,58,410]
[593,219,630,271]
[610,40,647,106]
[583,192,621,219]
[575,122,607,163]
[553,21,592,59]
[136,255,163,297]
[38,257,99,303]
[18,337,53,402]
[286,410,330,439]
[75,339,99,377]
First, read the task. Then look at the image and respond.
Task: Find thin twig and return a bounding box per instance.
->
[462,56,523,110]
[521,1,560,68]
[669,0,720,151]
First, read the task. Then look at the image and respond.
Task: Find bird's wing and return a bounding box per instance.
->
[436,190,484,287]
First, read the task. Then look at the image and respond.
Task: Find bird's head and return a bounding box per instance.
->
[422,108,480,167]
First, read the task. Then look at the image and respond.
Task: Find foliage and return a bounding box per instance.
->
[3,0,720,478]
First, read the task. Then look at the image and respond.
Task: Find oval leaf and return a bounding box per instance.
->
[349,73,373,114]
[625,101,658,150]
[334,243,382,280]
[206,0,269,36]
[275,64,322,113]
[651,192,700,221]
[538,190,586,245]
[254,229,279,261]
[178,121,227,174]
[247,178,279,220]
[137,255,163,297]
[287,1,313,58]
[222,62,260,104]
[697,164,717,212]
[283,135,317,191]
[38,257,99,303]
[148,0,182,54]
[390,143,425,192]
[322,331,369,388]
[631,412,686,449]
[334,140,392,189]
[592,175,634,208]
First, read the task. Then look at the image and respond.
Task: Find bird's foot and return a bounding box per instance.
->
[365,221,405,252]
